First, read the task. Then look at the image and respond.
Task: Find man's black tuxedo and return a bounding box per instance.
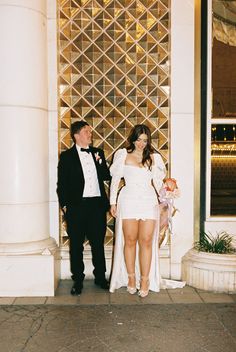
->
[57,144,111,283]
[57,144,110,210]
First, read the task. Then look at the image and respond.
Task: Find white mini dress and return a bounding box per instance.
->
[118,164,158,220]
[109,148,186,293]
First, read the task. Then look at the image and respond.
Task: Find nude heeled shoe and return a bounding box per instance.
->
[127,273,137,295]
[138,276,149,298]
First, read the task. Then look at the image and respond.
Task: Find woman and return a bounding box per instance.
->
[109,124,184,297]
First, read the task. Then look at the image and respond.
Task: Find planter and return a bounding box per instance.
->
[182,249,236,293]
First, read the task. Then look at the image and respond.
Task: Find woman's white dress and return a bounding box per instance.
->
[109,148,185,293]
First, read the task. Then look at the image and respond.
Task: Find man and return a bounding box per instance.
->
[57,121,111,295]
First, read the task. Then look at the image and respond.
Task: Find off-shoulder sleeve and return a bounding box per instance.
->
[152,153,166,193]
[109,148,127,205]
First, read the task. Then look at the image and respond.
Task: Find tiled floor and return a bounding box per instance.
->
[0,280,235,305]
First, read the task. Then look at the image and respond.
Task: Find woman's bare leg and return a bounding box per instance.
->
[122,219,139,287]
[138,219,156,291]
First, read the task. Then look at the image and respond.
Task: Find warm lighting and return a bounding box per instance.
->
[211,143,236,151]
[211,142,236,157]
[58,0,170,244]
[212,155,236,158]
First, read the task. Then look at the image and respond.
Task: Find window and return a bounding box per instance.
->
[207,0,236,218]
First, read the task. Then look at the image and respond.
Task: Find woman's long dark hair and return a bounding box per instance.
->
[126,124,154,169]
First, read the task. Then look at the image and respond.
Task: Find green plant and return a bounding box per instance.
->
[194,231,236,254]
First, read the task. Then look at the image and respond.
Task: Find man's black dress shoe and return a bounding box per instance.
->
[70,281,83,295]
[94,278,109,290]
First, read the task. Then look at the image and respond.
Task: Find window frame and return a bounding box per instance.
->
[205,0,236,222]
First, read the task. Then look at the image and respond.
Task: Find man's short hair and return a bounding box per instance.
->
[71,121,89,143]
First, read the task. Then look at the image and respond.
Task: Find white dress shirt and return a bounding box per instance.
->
[76,145,101,197]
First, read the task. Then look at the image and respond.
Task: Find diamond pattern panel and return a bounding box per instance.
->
[58,0,170,246]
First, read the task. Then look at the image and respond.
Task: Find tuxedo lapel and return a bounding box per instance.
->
[71,145,84,181]
[90,147,101,176]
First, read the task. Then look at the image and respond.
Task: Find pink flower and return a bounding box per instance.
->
[164,178,177,192]
[159,179,180,202]
[94,152,102,164]
[165,188,181,199]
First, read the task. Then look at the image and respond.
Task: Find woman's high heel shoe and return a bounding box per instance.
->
[127,273,137,294]
[138,276,149,298]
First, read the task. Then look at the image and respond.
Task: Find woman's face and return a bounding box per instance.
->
[134,133,148,152]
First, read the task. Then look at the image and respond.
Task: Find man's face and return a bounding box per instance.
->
[74,125,92,147]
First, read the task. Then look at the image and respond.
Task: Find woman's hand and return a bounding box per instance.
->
[110,204,117,218]
[164,178,177,192]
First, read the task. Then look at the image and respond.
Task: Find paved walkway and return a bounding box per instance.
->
[0,280,235,305]
[0,281,235,352]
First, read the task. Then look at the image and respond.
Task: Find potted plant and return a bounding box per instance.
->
[182,231,236,293]
[194,231,235,254]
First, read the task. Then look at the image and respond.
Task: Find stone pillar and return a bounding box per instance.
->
[0,0,59,296]
[170,0,195,279]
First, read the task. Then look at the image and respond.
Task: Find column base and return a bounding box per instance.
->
[0,238,60,296]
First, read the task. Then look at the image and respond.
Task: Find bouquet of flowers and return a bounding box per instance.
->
[158,178,180,247]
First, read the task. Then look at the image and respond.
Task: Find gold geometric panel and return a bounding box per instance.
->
[58,0,171,245]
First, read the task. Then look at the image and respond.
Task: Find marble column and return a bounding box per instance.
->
[169,0,195,279]
[0,0,59,296]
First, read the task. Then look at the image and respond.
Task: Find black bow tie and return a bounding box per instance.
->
[81,147,91,154]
